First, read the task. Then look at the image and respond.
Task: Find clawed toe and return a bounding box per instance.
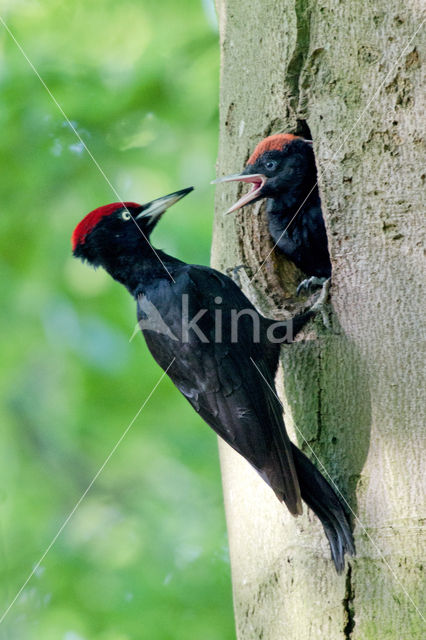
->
[311,278,331,328]
[226,264,251,286]
[296,276,327,296]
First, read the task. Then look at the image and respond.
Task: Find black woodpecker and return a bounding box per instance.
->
[214,133,332,294]
[72,187,354,572]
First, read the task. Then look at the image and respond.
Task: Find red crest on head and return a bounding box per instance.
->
[247,133,299,165]
[71,202,141,250]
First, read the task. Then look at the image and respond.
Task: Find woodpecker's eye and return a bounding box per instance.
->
[121,210,131,221]
[265,160,278,171]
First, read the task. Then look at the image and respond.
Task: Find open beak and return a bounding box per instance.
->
[136,187,193,221]
[211,173,267,214]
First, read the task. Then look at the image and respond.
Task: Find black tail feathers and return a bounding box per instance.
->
[291,444,355,573]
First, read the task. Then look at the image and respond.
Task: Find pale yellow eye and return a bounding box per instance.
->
[121,210,131,221]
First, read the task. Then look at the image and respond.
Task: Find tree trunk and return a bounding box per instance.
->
[211,1,425,638]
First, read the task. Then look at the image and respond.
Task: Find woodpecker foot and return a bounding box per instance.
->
[226,264,252,287]
[297,276,328,297]
[310,278,331,328]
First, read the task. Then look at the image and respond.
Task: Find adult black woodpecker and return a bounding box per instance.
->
[214,133,331,294]
[72,187,354,572]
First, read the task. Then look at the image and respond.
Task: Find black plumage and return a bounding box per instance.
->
[215,134,332,293]
[72,188,354,572]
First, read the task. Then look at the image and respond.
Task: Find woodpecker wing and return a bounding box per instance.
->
[137,264,302,515]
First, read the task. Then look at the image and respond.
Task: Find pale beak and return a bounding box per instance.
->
[136,187,193,220]
[211,173,267,214]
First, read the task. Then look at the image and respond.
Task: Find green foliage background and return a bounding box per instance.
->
[0,1,234,638]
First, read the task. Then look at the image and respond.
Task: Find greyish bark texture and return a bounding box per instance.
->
[211,1,425,638]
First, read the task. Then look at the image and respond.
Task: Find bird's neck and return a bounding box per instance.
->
[101,246,180,296]
[266,183,320,222]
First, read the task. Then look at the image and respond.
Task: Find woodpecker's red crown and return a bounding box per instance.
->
[71,202,140,251]
[247,133,299,165]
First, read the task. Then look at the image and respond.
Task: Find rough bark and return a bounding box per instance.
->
[211,1,425,638]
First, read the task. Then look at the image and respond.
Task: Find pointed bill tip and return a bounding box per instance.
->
[179,186,194,196]
[212,173,266,185]
[211,174,246,185]
[136,186,193,220]
[223,203,240,216]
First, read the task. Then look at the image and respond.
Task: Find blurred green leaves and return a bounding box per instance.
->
[0,1,233,638]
